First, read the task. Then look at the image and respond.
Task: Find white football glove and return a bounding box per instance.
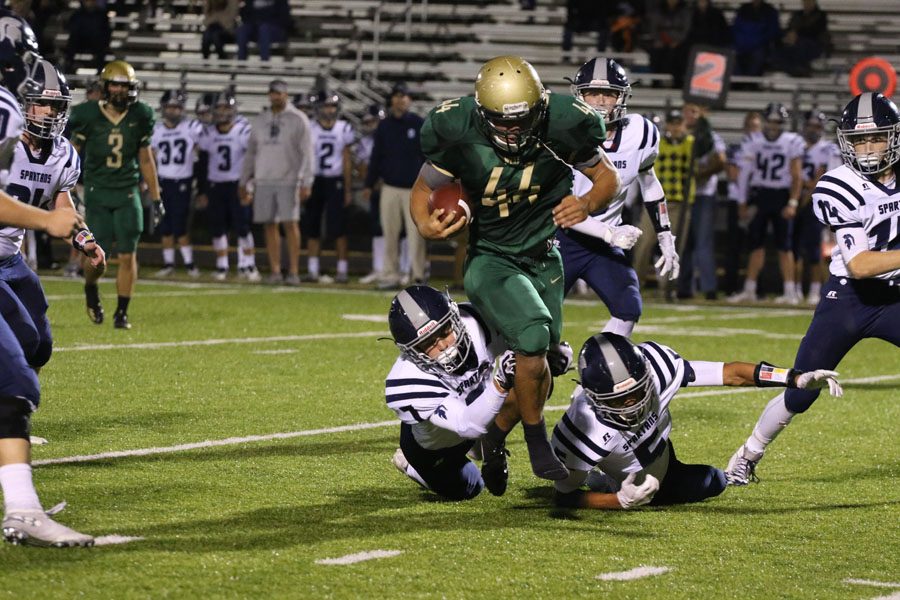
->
[548,341,574,377]
[604,223,643,250]
[492,350,517,391]
[794,369,843,397]
[616,472,659,509]
[654,231,680,280]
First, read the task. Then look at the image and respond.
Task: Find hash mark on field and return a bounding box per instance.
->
[341,314,387,322]
[871,593,900,600]
[33,374,900,467]
[315,550,403,565]
[94,535,145,546]
[845,579,900,589]
[55,330,384,352]
[253,349,298,355]
[596,566,672,581]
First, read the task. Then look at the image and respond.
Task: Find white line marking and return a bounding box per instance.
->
[94,535,145,546]
[872,593,900,600]
[33,374,900,467]
[596,566,672,581]
[342,314,388,322]
[46,290,244,301]
[315,550,403,565]
[252,349,298,355]
[632,325,803,341]
[54,331,385,353]
[846,579,900,589]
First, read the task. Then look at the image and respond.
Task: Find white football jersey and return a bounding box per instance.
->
[0,86,26,187]
[572,113,660,225]
[354,134,374,166]
[802,139,840,184]
[739,130,805,190]
[151,118,203,180]
[0,137,81,258]
[198,120,251,183]
[551,341,685,483]
[310,119,355,178]
[812,164,900,281]
[384,305,506,450]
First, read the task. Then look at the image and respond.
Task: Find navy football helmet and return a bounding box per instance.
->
[836,92,900,177]
[160,89,186,124]
[195,91,216,125]
[0,11,41,101]
[801,109,826,144]
[568,57,631,125]
[763,103,790,122]
[212,90,237,125]
[388,286,473,376]
[23,58,70,140]
[578,333,658,430]
[314,90,340,122]
[292,91,316,117]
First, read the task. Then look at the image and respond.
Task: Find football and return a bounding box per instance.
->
[428,181,471,227]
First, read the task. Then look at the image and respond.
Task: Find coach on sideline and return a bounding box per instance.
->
[240,79,315,284]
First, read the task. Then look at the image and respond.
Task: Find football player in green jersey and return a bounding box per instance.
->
[68,60,164,330]
[411,56,621,487]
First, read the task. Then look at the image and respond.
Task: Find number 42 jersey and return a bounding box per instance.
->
[0,137,81,257]
[151,119,203,181]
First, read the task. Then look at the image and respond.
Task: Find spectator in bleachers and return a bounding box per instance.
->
[362,82,426,290]
[643,0,691,88]
[777,0,829,77]
[202,0,238,60]
[64,0,112,74]
[32,0,68,60]
[562,0,612,63]
[677,102,725,300]
[609,1,643,53]
[731,0,780,77]
[235,0,290,62]
[686,0,730,48]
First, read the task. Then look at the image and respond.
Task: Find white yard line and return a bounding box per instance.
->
[631,325,804,341]
[252,349,298,355]
[342,314,388,323]
[596,566,672,581]
[54,331,385,353]
[46,290,245,301]
[845,579,900,589]
[871,593,900,600]
[94,535,145,546]
[315,550,403,565]
[32,373,899,468]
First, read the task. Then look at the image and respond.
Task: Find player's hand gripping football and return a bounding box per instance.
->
[552,194,590,229]
[794,370,843,397]
[655,231,680,280]
[425,208,467,240]
[616,472,659,509]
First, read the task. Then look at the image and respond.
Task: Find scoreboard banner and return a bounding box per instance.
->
[849,57,896,98]
[682,45,735,108]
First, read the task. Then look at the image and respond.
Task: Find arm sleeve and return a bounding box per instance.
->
[418,161,455,189]
[684,361,725,387]
[636,166,665,203]
[427,384,508,439]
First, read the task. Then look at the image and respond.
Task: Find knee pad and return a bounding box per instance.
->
[0,395,33,439]
[212,235,229,252]
[516,322,551,356]
[784,387,819,414]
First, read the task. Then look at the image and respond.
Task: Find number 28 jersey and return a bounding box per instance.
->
[198,120,251,183]
[151,119,203,181]
[310,119,354,178]
[67,100,155,189]
[0,137,81,258]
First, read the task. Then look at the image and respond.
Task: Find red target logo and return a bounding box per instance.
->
[849,57,896,98]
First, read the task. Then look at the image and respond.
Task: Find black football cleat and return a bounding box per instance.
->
[480,438,510,497]
[113,310,131,330]
[85,288,104,325]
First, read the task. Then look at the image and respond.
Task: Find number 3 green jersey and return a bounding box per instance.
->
[420,93,605,255]
[68,100,155,190]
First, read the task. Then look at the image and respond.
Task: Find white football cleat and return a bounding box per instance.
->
[3,510,94,548]
[154,266,175,278]
[213,268,228,281]
[245,267,262,283]
[358,271,379,285]
[725,444,763,486]
[727,289,757,303]
[773,293,800,305]
[806,292,820,306]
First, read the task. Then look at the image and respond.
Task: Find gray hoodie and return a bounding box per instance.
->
[240,104,315,188]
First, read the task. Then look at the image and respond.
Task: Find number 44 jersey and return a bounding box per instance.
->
[151,119,204,180]
[0,137,81,257]
[67,99,155,189]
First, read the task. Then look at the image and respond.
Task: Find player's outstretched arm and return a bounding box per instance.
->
[0,190,82,237]
[688,361,842,396]
[555,471,659,510]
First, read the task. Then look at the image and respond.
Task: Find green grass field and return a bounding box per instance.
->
[1,277,898,599]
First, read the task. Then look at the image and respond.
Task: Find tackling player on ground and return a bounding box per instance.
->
[68,60,163,329]
[726,92,900,485]
[411,56,621,486]
[551,333,842,510]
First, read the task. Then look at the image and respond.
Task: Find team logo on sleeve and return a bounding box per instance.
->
[843,234,854,249]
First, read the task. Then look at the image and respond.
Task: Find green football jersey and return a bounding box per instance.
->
[420,93,605,255]
[68,100,155,190]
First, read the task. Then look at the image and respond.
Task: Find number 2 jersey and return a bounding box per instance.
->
[0,137,81,257]
[151,118,203,181]
[67,99,155,189]
[551,341,687,483]
[384,305,506,450]
[420,94,606,255]
[812,164,900,282]
[197,120,251,183]
[310,119,354,178]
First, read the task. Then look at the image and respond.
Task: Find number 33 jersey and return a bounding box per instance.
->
[813,164,900,281]
[0,137,81,257]
[198,120,251,183]
[151,119,203,180]
[67,99,155,189]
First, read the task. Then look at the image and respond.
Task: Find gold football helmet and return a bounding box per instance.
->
[100,60,139,109]
[474,56,547,157]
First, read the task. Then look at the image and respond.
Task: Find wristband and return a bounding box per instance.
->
[753,361,799,388]
[72,228,95,253]
[787,198,799,209]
